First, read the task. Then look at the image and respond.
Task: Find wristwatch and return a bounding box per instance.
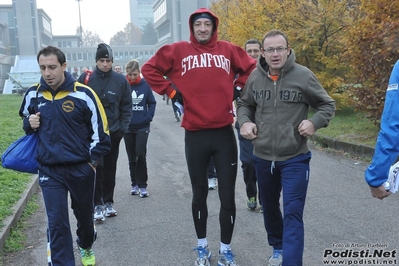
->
[89,159,98,167]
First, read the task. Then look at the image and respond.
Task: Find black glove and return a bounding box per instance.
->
[233,86,242,101]
[172,90,184,105]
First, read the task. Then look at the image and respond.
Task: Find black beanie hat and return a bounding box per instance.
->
[192,12,215,27]
[96,43,113,62]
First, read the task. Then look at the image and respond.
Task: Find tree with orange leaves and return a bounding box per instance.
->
[345,0,399,122]
[211,0,354,110]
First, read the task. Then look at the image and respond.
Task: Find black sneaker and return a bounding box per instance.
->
[246,197,257,210]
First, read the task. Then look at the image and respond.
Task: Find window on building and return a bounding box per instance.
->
[42,17,51,32]
[66,53,71,61]
[72,53,76,61]
[83,53,87,60]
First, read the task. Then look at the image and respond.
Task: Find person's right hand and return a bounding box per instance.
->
[172,90,183,105]
[29,112,41,129]
[370,185,391,200]
[240,122,257,140]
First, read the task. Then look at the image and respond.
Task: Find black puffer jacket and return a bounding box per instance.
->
[78,67,132,134]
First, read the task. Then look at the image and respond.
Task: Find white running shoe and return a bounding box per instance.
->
[104,202,117,217]
[208,177,217,190]
[218,249,238,266]
[93,205,105,221]
[175,111,181,122]
[131,185,139,195]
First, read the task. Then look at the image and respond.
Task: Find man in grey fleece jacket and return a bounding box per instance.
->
[237,29,335,266]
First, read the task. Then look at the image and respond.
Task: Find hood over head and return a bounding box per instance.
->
[191,12,216,28]
[189,8,219,47]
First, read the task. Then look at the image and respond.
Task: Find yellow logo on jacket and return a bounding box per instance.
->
[62,100,74,112]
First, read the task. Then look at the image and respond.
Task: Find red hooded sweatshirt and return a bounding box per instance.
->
[141,8,256,131]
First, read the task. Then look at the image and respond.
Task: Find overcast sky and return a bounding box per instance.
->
[0,0,131,43]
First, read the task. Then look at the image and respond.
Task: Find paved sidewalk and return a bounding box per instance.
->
[0,133,375,253]
[0,93,380,264]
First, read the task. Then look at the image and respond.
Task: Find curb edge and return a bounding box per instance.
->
[0,174,38,252]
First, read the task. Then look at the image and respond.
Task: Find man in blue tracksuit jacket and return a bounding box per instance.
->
[19,46,111,266]
[365,60,399,200]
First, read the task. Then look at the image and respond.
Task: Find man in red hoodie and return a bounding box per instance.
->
[142,8,255,266]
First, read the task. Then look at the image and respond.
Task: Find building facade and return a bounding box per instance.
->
[13,0,42,55]
[0,1,156,93]
[130,0,157,30]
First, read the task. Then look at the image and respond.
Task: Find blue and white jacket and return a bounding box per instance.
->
[365,60,399,187]
[19,72,111,166]
[126,77,156,133]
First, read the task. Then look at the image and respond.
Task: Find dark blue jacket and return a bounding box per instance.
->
[126,78,156,133]
[19,72,111,165]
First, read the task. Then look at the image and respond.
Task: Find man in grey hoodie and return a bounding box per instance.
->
[237,29,335,266]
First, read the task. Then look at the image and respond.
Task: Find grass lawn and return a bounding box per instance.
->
[316,108,380,147]
[0,94,33,229]
[0,94,37,261]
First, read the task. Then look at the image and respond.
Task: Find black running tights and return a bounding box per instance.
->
[185,126,238,244]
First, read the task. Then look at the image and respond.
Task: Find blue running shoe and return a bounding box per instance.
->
[139,187,149,198]
[218,249,238,266]
[268,249,283,266]
[193,245,212,266]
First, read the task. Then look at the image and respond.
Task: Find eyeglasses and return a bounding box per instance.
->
[246,49,260,54]
[263,47,288,54]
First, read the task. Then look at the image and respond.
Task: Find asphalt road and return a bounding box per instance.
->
[2,93,398,266]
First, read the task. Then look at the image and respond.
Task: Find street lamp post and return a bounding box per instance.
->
[76,0,83,40]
